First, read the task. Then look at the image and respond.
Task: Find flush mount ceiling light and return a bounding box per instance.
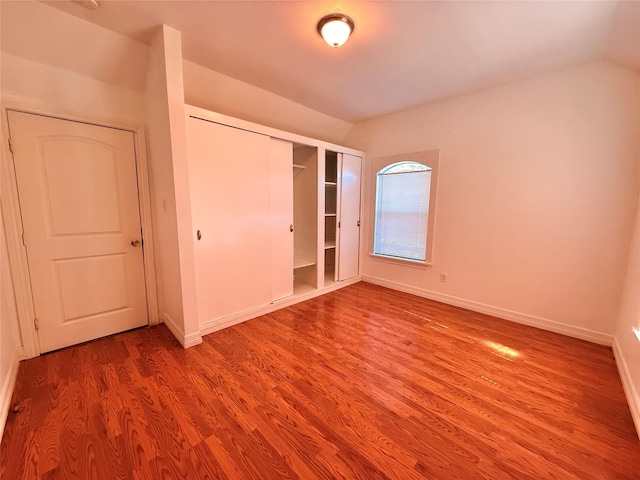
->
[317,14,355,48]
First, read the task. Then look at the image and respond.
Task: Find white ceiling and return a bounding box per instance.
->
[10,1,640,122]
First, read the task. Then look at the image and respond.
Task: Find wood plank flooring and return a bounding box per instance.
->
[2,282,638,479]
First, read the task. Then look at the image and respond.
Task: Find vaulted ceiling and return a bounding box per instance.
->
[4,1,640,123]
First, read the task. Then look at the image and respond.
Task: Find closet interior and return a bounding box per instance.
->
[185,106,363,334]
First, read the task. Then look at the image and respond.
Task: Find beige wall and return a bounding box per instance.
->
[144,28,184,337]
[1,53,146,125]
[0,202,23,439]
[0,1,147,122]
[615,189,640,433]
[183,60,353,144]
[346,61,640,343]
[145,26,201,347]
[0,214,21,377]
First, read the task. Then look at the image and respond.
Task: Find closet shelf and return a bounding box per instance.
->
[325,181,337,186]
[324,240,336,249]
[293,164,306,170]
[324,269,336,286]
[294,255,316,269]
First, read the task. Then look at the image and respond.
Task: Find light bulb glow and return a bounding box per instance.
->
[318,14,354,48]
[321,20,351,47]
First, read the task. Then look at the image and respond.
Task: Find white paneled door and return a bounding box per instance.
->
[8,111,148,353]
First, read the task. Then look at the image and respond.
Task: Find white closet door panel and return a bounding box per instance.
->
[269,138,294,301]
[187,118,272,322]
[338,154,362,281]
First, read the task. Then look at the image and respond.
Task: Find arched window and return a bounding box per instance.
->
[374,161,432,262]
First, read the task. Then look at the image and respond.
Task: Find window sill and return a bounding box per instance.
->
[369,253,432,270]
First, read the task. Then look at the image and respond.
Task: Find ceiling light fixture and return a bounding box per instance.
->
[317,14,354,48]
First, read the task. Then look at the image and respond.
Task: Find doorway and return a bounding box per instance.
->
[7,111,150,353]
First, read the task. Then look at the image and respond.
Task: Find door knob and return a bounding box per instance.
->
[131,240,140,247]
[290,224,294,232]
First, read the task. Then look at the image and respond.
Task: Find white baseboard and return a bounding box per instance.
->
[201,276,361,336]
[160,312,202,348]
[183,331,203,348]
[163,277,362,345]
[362,275,613,346]
[0,346,24,443]
[613,337,640,439]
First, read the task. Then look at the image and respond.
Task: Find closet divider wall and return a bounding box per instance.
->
[185,106,364,332]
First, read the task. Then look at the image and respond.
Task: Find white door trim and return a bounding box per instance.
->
[1,100,159,359]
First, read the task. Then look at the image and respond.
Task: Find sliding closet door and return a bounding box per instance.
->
[337,153,362,281]
[187,118,272,323]
[269,138,294,301]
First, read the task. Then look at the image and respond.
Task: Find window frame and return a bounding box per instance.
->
[369,150,439,267]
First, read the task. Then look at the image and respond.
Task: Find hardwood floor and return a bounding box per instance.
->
[2,282,638,479]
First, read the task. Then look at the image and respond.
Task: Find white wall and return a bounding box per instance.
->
[1,53,146,125]
[183,60,353,144]
[145,26,201,347]
[145,28,183,337]
[1,1,148,93]
[0,7,150,435]
[614,189,640,435]
[0,2,147,123]
[1,172,23,440]
[346,61,640,342]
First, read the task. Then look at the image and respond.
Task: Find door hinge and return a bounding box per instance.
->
[8,138,14,153]
[21,233,26,246]
[34,318,39,331]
